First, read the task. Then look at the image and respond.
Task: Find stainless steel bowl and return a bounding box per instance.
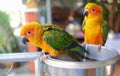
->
[44,44,119,69]
[43,44,119,76]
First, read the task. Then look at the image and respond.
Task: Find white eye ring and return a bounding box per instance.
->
[91,9,95,12]
[27,31,31,35]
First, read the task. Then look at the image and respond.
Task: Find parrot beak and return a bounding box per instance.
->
[37,47,42,52]
[83,9,88,16]
[21,37,29,44]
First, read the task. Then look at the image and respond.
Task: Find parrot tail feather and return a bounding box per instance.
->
[69,52,96,61]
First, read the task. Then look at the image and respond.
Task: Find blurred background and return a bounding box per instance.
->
[0,0,120,76]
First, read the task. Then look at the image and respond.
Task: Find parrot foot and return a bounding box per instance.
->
[42,54,51,62]
[81,42,87,47]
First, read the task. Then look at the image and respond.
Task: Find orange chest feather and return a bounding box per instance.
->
[39,40,65,57]
[84,25,103,45]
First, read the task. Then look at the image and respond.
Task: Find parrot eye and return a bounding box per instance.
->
[26,31,31,35]
[91,9,95,12]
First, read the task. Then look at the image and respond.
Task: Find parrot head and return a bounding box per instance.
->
[83,3,103,21]
[20,22,43,45]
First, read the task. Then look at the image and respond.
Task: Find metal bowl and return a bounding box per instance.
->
[44,44,119,69]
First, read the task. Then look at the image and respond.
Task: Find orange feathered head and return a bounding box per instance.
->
[83,3,103,20]
[20,22,43,45]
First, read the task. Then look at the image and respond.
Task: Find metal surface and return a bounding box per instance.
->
[44,44,120,76]
[35,58,43,76]
[0,52,43,76]
[46,0,52,23]
[44,44,120,69]
[0,52,40,62]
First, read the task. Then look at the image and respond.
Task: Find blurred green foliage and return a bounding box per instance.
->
[0,11,19,53]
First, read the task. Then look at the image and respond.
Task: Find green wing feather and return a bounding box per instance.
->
[42,24,88,54]
[102,20,108,45]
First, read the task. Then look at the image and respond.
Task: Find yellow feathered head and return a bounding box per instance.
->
[20,22,43,45]
[83,3,103,21]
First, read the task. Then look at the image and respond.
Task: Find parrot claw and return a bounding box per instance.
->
[98,44,102,51]
[42,54,51,62]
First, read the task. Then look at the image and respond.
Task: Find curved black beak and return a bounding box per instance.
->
[22,37,29,44]
[83,10,88,16]
[37,47,42,52]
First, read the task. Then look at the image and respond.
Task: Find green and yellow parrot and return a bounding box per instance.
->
[20,22,94,61]
[82,3,108,46]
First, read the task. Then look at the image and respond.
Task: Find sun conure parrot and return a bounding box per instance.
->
[20,22,95,61]
[82,3,108,46]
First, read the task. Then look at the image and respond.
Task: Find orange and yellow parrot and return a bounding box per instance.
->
[20,22,94,61]
[82,3,108,46]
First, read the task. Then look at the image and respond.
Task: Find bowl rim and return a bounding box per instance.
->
[44,55,119,69]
